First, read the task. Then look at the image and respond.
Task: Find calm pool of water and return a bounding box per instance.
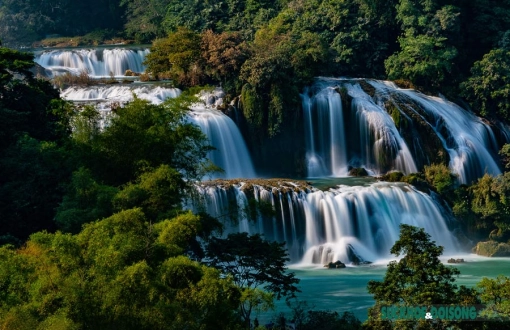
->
[258,255,510,323]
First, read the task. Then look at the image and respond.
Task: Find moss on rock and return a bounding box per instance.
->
[473,241,510,257]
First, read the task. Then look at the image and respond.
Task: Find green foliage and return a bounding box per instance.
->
[144,27,205,86]
[0,209,242,329]
[79,93,211,185]
[424,163,456,195]
[385,34,458,91]
[461,48,510,121]
[0,0,124,47]
[469,173,510,241]
[0,136,71,241]
[477,275,510,319]
[365,224,478,329]
[55,167,119,233]
[241,83,264,129]
[113,165,185,221]
[121,0,168,42]
[206,232,300,326]
[385,0,460,91]
[500,143,510,170]
[368,225,461,306]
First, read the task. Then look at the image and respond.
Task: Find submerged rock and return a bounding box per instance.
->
[473,241,510,257]
[324,260,346,269]
[348,167,369,177]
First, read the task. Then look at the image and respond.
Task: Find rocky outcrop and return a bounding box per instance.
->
[348,167,369,177]
[324,260,346,269]
[473,241,510,257]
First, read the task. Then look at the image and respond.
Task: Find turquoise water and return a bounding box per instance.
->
[259,255,510,323]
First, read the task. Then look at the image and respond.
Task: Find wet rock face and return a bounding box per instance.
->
[473,241,510,257]
[324,260,346,268]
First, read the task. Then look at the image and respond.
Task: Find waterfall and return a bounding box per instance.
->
[61,85,180,106]
[188,89,256,179]
[304,78,503,183]
[34,48,150,77]
[62,84,255,178]
[192,180,459,264]
[303,79,417,176]
[189,107,256,179]
[370,81,501,184]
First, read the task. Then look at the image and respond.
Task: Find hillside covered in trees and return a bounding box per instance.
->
[2,0,510,328]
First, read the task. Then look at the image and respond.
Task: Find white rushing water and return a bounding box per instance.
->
[189,89,256,179]
[303,78,503,183]
[370,81,501,184]
[303,79,417,177]
[62,85,256,179]
[193,181,459,264]
[34,48,149,77]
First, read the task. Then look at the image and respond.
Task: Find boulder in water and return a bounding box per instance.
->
[348,167,369,177]
[124,69,140,76]
[447,258,465,263]
[324,260,346,269]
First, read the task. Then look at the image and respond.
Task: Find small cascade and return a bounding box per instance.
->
[191,180,459,264]
[34,48,149,77]
[370,81,501,184]
[303,79,417,176]
[61,84,180,129]
[302,85,348,177]
[61,85,180,106]
[188,89,256,179]
[304,78,503,183]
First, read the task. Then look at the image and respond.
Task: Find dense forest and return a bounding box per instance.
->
[2,0,510,328]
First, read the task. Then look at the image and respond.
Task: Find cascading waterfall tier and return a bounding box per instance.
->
[191,179,459,264]
[61,84,181,129]
[369,80,502,184]
[61,84,180,106]
[303,78,503,183]
[34,48,149,77]
[188,89,256,179]
[302,79,417,177]
[62,85,255,179]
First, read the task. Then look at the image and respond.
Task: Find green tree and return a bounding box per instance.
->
[121,0,167,42]
[113,165,186,221]
[0,209,241,329]
[424,163,457,196]
[79,92,211,186]
[478,275,510,320]
[461,48,510,121]
[206,232,300,328]
[144,27,206,86]
[54,167,119,233]
[386,0,460,91]
[365,224,478,329]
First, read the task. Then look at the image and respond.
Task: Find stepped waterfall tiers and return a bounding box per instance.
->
[34,48,149,77]
[35,47,510,265]
[192,180,458,264]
